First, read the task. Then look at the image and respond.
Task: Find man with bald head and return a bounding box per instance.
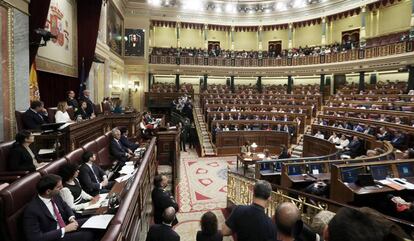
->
[146,207,180,241]
[275,202,318,241]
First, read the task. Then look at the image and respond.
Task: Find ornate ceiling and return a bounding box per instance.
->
[122,0,379,25]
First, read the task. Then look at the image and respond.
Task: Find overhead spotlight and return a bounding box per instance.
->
[215,5,222,13]
[276,2,287,11]
[182,1,204,11]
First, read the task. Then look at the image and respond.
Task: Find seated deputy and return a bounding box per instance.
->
[23,174,94,241]
[78,151,113,196]
[22,100,49,130]
[59,163,99,212]
[110,128,133,163]
[119,127,139,152]
[8,130,45,172]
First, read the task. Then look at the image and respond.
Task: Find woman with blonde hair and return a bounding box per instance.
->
[55,101,72,123]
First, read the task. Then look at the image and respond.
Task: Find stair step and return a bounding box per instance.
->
[291,154,301,158]
[295,146,303,151]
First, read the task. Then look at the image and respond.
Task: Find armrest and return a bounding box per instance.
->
[0,171,29,176]
[38,158,53,163]
[0,175,21,182]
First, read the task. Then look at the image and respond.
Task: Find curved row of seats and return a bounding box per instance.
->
[0,132,115,241]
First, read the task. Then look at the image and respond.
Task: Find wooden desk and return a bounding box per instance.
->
[215,131,289,156]
[289,173,331,183]
[156,129,180,194]
[330,159,414,204]
[65,113,142,152]
[302,135,336,157]
[237,154,262,176]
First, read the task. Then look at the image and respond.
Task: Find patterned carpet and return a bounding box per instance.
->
[174,149,236,241]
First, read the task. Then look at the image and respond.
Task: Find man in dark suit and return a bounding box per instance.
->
[119,127,139,152]
[78,89,95,117]
[22,100,49,130]
[110,128,132,163]
[391,131,406,149]
[377,127,393,141]
[23,174,94,241]
[146,207,180,241]
[151,175,179,225]
[78,151,113,196]
[66,90,79,111]
[341,136,362,158]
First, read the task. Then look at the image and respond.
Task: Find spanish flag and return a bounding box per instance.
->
[29,62,40,101]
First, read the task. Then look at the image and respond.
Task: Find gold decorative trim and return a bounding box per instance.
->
[8,7,16,140]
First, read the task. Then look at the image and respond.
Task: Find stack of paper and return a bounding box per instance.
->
[119,165,135,175]
[81,214,114,229]
[115,173,133,183]
[84,194,109,210]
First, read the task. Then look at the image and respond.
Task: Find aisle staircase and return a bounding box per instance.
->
[290,125,312,158]
[193,96,216,156]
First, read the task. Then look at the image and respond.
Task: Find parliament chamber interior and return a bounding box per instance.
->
[2,0,414,240]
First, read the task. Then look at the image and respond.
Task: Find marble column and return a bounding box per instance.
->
[321,17,326,47]
[104,59,111,97]
[410,0,414,39]
[408,66,414,91]
[360,6,367,47]
[203,24,208,51]
[359,72,365,92]
[287,75,293,94]
[288,23,293,49]
[176,22,181,48]
[230,26,235,51]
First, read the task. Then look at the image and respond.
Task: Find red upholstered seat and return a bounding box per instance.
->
[64,148,84,166]
[0,172,41,241]
[37,158,67,176]
[82,140,99,155]
[95,135,112,168]
[14,111,25,132]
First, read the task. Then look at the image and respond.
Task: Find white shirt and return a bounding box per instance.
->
[314,133,325,139]
[328,135,339,144]
[55,110,72,123]
[38,195,72,237]
[59,181,93,211]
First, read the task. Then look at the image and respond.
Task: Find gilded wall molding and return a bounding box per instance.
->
[8,7,16,140]
[1,0,29,15]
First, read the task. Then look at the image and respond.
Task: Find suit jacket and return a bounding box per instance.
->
[196,231,223,241]
[146,224,180,241]
[110,138,129,163]
[391,135,406,149]
[378,132,393,141]
[23,195,74,241]
[151,187,179,225]
[66,98,79,110]
[78,163,105,196]
[22,109,48,130]
[78,96,95,117]
[346,140,362,157]
[120,135,139,151]
[8,143,36,172]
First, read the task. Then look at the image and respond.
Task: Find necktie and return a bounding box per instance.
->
[51,199,66,228]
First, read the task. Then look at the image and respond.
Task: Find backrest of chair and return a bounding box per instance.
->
[47,107,58,123]
[67,107,75,120]
[102,102,112,114]
[64,148,84,166]
[0,141,14,172]
[94,104,102,116]
[82,141,98,155]
[37,158,67,176]
[14,111,25,132]
[95,135,112,168]
[0,172,41,241]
